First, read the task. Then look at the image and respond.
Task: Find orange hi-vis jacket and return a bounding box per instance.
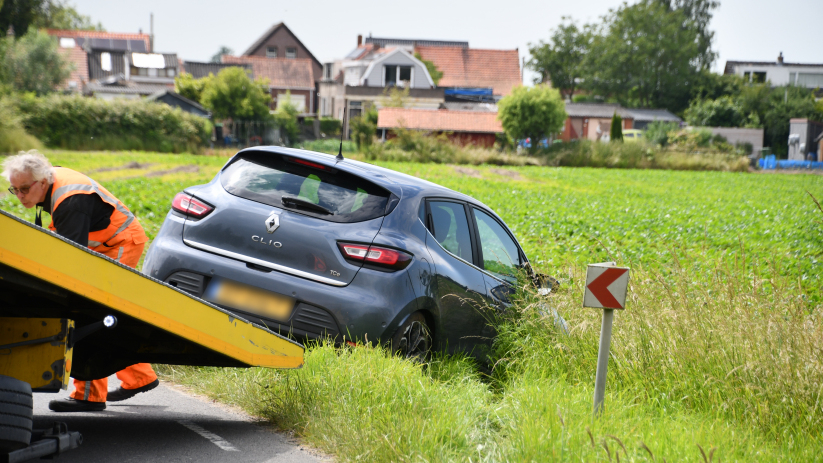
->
[47,167,148,258]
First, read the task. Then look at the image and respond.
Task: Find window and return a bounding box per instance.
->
[59,37,75,48]
[472,208,521,281]
[101,52,112,72]
[384,65,412,87]
[752,72,766,83]
[266,47,277,58]
[428,201,473,262]
[166,68,176,77]
[797,73,823,88]
[323,63,333,80]
[286,47,297,59]
[221,152,390,223]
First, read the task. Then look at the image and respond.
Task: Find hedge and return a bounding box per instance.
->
[14,95,212,153]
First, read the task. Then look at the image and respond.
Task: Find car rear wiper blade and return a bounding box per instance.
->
[281,196,334,215]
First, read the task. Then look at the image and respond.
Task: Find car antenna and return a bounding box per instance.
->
[336,110,346,162]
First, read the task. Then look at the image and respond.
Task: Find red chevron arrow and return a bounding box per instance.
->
[587,268,629,308]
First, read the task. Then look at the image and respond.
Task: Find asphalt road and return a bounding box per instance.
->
[31,376,328,463]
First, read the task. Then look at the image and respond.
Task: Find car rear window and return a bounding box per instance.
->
[221,152,389,223]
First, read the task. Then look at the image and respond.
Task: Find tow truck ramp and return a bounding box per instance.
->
[0,209,304,461]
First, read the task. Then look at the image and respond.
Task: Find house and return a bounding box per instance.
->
[47,29,151,93]
[221,55,316,114]
[318,36,444,135]
[181,61,252,79]
[146,89,209,117]
[241,22,323,87]
[415,46,522,98]
[788,119,823,161]
[625,108,682,131]
[561,103,634,142]
[377,107,503,148]
[724,53,823,89]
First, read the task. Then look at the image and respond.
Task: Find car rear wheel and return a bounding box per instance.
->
[0,374,33,452]
[391,312,431,362]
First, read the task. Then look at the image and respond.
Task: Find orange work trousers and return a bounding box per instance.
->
[69,240,158,403]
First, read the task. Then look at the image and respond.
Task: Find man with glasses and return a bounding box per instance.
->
[2,151,160,412]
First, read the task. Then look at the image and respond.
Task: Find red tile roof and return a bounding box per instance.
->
[45,29,151,50]
[415,46,522,96]
[221,55,315,89]
[377,108,503,133]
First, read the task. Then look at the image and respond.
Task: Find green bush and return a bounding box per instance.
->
[14,95,211,153]
[0,97,42,154]
[349,106,378,151]
[319,117,341,136]
[644,120,680,146]
[610,112,623,142]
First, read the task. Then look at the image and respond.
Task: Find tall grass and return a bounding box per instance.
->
[156,253,821,461]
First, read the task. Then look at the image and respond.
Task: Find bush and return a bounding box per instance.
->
[610,112,623,142]
[319,117,341,137]
[13,94,211,153]
[349,106,378,151]
[644,120,680,146]
[0,97,41,154]
[273,97,299,146]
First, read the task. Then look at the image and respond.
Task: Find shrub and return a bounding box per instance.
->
[14,94,211,153]
[273,96,299,146]
[350,106,378,151]
[644,120,680,146]
[610,112,623,142]
[0,97,41,154]
[319,117,341,137]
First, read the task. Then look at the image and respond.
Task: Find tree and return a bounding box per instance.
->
[210,46,233,64]
[656,0,718,70]
[272,92,299,146]
[31,0,103,31]
[413,52,442,86]
[610,112,623,142]
[584,0,701,113]
[174,72,212,104]
[497,85,567,154]
[200,67,272,121]
[349,105,378,151]
[684,96,747,127]
[527,18,592,101]
[0,0,41,37]
[380,86,410,108]
[0,27,71,95]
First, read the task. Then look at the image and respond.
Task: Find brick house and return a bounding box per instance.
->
[414,46,522,97]
[377,107,503,148]
[221,55,316,114]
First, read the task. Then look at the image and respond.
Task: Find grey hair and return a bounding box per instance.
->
[1,150,55,184]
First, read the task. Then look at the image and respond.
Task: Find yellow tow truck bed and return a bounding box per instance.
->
[0,208,303,386]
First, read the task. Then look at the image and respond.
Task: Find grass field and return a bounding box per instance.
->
[2,149,822,461]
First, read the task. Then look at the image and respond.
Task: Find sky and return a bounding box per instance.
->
[73,0,823,84]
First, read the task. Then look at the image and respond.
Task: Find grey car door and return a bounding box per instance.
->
[424,200,490,356]
[472,207,523,307]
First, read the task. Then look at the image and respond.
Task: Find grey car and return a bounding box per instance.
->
[143,147,531,360]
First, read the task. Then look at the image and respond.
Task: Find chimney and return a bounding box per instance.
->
[777,52,784,65]
[357,35,362,47]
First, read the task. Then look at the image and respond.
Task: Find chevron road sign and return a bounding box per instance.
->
[582,262,631,416]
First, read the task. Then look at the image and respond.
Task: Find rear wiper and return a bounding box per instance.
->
[281,196,334,215]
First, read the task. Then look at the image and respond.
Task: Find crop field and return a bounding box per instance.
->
[2,150,823,461]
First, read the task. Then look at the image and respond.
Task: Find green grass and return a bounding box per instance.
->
[3,149,823,461]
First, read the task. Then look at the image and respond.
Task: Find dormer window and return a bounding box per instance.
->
[266,47,277,58]
[384,65,412,87]
[286,47,297,59]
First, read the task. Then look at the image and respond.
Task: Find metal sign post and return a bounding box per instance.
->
[583,262,630,416]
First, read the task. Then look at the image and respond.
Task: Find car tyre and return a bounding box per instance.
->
[390,312,431,363]
[0,374,33,452]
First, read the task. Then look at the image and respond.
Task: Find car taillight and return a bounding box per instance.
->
[172,192,214,219]
[337,242,413,271]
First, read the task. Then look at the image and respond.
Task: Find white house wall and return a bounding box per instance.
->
[729,64,823,88]
[363,51,430,88]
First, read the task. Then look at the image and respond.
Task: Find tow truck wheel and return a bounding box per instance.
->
[390,312,432,363]
[0,375,33,452]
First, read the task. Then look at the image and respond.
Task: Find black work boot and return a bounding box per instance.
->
[106,378,160,402]
[49,397,106,412]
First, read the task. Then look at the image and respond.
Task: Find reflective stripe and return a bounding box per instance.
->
[88,240,102,247]
[83,382,90,400]
[116,247,124,262]
[52,183,95,212]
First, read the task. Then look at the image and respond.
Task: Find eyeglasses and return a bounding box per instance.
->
[8,181,39,196]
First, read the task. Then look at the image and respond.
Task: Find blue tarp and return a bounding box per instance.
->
[759,155,823,170]
[444,87,493,96]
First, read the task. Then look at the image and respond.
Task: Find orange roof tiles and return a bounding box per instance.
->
[377,108,503,133]
[45,29,150,50]
[415,46,522,96]
[221,55,315,89]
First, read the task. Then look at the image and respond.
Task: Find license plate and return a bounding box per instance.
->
[206,279,295,321]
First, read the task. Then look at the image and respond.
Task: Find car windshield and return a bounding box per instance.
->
[221,152,389,223]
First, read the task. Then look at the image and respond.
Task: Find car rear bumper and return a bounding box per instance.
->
[143,213,419,345]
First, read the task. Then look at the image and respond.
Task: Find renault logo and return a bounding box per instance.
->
[265,211,280,234]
